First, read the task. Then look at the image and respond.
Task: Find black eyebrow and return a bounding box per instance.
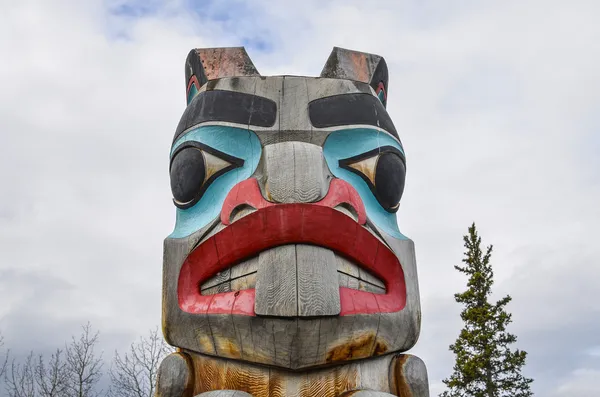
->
[173,90,277,143]
[308,93,398,139]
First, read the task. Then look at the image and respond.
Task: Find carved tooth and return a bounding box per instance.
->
[335,254,360,277]
[359,267,386,289]
[201,256,258,295]
[335,253,386,293]
[230,272,257,291]
[201,281,231,295]
[358,280,386,294]
[200,268,231,290]
[230,256,258,279]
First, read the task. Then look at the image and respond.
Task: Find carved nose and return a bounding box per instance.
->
[260,142,331,203]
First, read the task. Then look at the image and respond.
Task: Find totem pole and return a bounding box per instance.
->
[156,47,429,397]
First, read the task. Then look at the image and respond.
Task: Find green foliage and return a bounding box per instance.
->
[441,223,533,397]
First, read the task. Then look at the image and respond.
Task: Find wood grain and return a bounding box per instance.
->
[230,256,258,279]
[336,254,360,277]
[280,76,312,134]
[187,350,401,396]
[358,267,386,289]
[230,273,257,291]
[264,142,295,203]
[296,244,341,317]
[194,391,253,397]
[207,312,242,360]
[263,142,328,203]
[254,245,298,317]
[391,354,430,397]
[201,268,231,290]
[156,352,194,397]
[292,142,328,203]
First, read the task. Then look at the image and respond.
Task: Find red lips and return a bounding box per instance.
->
[177,178,406,316]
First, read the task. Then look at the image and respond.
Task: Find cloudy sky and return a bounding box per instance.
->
[1,0,599,395]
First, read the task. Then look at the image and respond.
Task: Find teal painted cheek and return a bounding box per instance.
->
[169,126,262,238]
[323,128,407,240]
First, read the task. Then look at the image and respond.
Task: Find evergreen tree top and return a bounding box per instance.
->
[441,223,534,397]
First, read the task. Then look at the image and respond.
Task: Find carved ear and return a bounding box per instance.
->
[185,47,260,105]
[320,47,389,107]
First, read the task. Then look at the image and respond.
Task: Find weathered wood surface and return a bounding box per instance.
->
[254,245,298,316]
[296,244,340,317]
[201,267,230,290]
[162,224,218,356]
[156,352,194,397]
[336,253,385,294]
[201,255,257,295]
[371,236,421,355]
[191,47,260,81]
[195,391,252,397]
[157,351,430,396]
[280,77,312,136]
[391,354,430,397]
[292,142,328,203]
[264,142,296,203]
[263,142,328,204]
[188,350,399,397]
[320,47,384,85]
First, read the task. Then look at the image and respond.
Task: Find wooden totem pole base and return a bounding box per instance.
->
[156,350,429,397]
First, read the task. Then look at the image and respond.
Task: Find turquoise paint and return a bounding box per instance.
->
[378,89,386,104]
[323,128,407,239]
[169,126,262,238]
[186,83,199,105]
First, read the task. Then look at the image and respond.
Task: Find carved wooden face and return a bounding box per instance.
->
[162,47,421,370]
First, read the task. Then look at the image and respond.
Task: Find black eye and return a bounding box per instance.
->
[339,146,406,212]
[374,152,405,210]
[169,143,244,209]
[170,148,205,205]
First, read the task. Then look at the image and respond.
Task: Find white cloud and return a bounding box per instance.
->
[552,369,600,397]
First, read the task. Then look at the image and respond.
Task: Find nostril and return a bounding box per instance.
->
[220,178,273,225]
[315,179,367,225]
[229,204,257,223]
[334,203,359,222]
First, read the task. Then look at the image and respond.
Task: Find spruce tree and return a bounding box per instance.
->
[441,223,533,397]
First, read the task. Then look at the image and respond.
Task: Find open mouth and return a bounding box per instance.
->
[200,250,386,296]
[177,204,406,316]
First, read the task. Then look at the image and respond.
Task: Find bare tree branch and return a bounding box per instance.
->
[35,349,69,397]
[65,323,103,397]
[108,328,172,397]
[0,332,9,379]
[5,352,36,397]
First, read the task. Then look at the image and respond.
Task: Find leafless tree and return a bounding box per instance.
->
[0,332,8,379]
[5,352,36,397]
[35,349,68,397]
[108,328,172,397]
[65,323,103,397]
